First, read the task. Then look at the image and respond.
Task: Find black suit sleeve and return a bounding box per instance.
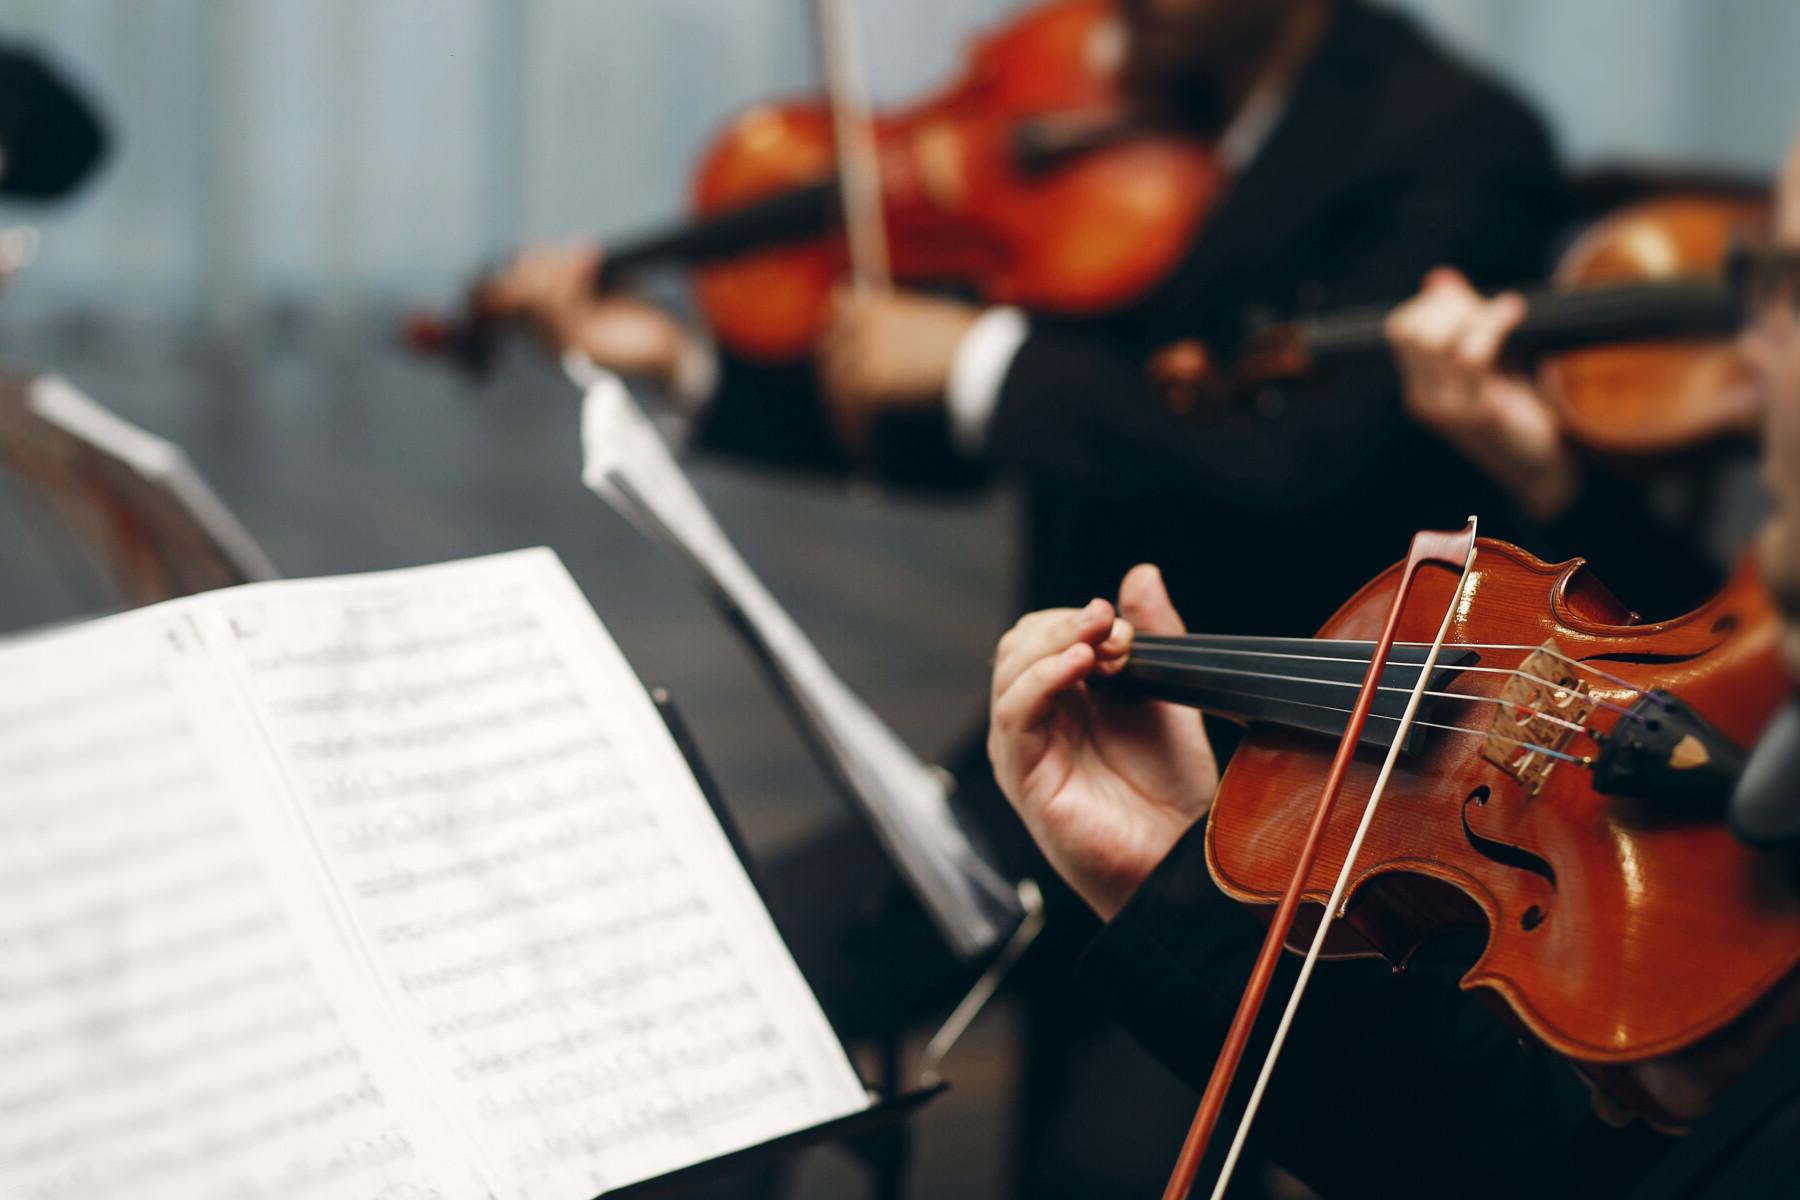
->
[982,91,1562,514]
[689,355,852,476]
[1077,818,1622,1199]
[692,351,988,491]
[0,44,108,200]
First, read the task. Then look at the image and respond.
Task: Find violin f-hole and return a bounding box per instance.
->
[1461,785,1559,927]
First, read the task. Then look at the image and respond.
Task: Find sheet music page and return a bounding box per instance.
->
[0,605,481,1200]
[574,365,1021,959]
[207,549,869,1200]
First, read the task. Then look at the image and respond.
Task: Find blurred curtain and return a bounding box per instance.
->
[1,0,1797,328]
[0,0,1020,328]
[1389,0,1800,170]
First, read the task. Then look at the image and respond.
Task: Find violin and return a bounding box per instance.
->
[405,0,1219,373]
[1153,192,1771,455]
[1546,193,1768,454]
[1111,536,1797,1182]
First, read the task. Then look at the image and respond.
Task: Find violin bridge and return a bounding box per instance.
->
[1481,641,1595,795]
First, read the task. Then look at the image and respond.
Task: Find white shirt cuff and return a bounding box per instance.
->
[946,306,1030,456]
[667,333,721,416]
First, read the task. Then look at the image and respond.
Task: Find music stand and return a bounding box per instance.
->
[647,688,946,1199]
[0,367,276,608]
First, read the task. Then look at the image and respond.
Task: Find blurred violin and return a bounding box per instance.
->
[406,0,1220,374]
[1107,531,1798,1194]
[1153,192,1771,455]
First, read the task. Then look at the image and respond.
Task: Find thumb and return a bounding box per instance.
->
[1423,265,1471,294]
[1118,563,1186,636]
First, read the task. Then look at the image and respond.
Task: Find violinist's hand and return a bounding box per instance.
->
[988,564,1219,920]
[1386,267,1580,523]
[816,287,978,450]
[478,241,698,389]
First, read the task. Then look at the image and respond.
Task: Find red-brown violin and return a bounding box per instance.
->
[1112,533,1797,1193]
[405,0,1218,372]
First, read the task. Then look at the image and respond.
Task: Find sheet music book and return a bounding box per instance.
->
[573,362,1024,961]
[0,549,869,1200]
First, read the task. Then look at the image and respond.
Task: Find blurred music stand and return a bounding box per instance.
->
[578,362,1045,1199]
[0,368,276,609]
[648,687,948,1200]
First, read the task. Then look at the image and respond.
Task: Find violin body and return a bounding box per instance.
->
[1542,193,1769,455]
[406,0,1216,370]
[671,0,1220,359]
[1204,539,1797,1126]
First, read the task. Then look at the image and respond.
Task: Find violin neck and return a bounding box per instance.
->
[1291,277,1742,371]
[593,179,840,291]
[1113,633,1478,756]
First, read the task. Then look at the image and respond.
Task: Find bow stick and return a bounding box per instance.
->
[813,0,890,293]
[1163,517,1481,1200]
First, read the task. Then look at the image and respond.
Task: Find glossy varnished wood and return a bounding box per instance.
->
[693,0,1219,360]
[1204,539,1797,1124]
[1542,194,1769,456]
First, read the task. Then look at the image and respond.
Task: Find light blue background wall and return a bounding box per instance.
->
[3,0,1797,326]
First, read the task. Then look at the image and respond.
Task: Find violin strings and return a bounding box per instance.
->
[1130,636,1649,724]
[1130,640,1602,704]
[1201,535,1481,1200]
[1112,669,1597,767]
[1123,651,1599,736]
[1516,642,1676,710]
[1136,634,1561,652]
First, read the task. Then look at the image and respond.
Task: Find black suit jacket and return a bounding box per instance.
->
[1080,816,1800,1198]
[698,1,1565,637]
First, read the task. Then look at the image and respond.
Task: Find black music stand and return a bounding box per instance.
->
[646,689,946,1200]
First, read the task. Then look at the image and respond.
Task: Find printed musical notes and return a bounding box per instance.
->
[0,613,473,1200]
[0,549,868,1200]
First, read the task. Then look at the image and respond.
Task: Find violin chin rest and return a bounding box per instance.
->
[1729,698,1800,849]
[1592,689,1748,811]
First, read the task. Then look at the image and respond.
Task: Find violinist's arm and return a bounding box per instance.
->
[987,322,1408,513]
[1384,268,1579,523]
[476,243,708,396]
[1387,269,1727,612]
[476,241,864,474]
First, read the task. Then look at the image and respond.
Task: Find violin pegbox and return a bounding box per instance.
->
[1482,640,1596,795]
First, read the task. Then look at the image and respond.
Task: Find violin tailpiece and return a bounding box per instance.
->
[1482,641,1595,795]
[1592,688,1750,808]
